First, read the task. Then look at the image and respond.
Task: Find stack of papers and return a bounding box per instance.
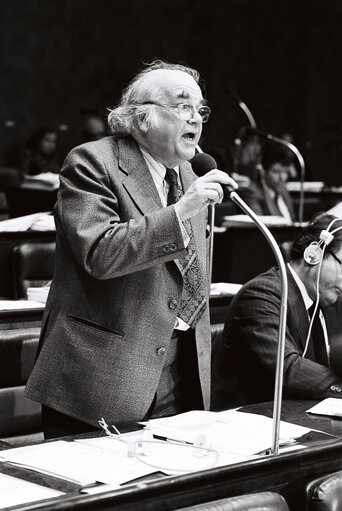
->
[326,202,342,218]
[286,181,325,192]
[24,172,60,189]
[142,409,310,457]
[0,439,156,486]
[0,299,44,311]
[0,473,63,508]
[27,285,50,303]
[210,282,242,297]
[0,212,55,232]
[307,398,342,417]
[221,215,292,227]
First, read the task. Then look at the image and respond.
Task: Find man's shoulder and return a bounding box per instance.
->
[242,266,280,293]
[68,135,118,157]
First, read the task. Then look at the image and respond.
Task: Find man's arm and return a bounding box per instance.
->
[230,278,342,399]
[56,144,189,279]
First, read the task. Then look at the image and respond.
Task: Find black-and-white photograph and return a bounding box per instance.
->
[1,1,342,509]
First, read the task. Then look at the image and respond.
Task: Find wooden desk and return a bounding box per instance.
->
[212,224,303,284]
[0,294,230,331]
[0,230,56,299]
[290,188,342,221]
[2,400,342,510]
[0,305,44,330]
[5,186,58,219]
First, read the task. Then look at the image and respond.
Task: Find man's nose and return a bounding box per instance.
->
[188,108,202,124]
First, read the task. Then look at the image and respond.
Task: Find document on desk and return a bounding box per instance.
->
[0,299,44,310]
[143,409,311,457]
[0,473,63,508]
[0,439,156,486]
[307,398,342,417]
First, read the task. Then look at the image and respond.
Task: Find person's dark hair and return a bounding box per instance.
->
[26,125,57,149]
[291,213,342,261]
[261,142,295,171]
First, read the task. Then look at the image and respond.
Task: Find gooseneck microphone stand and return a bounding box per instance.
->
[229,89,306,223]
[265,134,306,224]
[228,88,257,129]
[229,191,288,455]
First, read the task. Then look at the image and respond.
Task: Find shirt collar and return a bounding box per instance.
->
[139,146,180,181]
[287,262,313,310]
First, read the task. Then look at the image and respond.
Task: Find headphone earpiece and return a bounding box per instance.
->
[303,242,324,265]
[303,219,342,266]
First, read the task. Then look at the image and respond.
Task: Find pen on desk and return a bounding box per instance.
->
[152,434,193,445]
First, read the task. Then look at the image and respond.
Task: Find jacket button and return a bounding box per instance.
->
[157,347,166,356]
[169,243,177,251]
[168,299,178,310]
[163,245,170,253]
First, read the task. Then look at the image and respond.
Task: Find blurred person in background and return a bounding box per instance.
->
[238,142,296,222]
[81,114,108,143]
[20,125,60,176]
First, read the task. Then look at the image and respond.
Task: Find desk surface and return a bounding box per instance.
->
[0,293,232,330]
[2,400,342,511]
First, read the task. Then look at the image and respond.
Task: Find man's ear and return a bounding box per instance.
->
[136,114,149,134]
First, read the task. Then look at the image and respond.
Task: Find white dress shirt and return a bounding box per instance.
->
[288,263,330,360]
[266,185,292,223]
[140,146,191,331]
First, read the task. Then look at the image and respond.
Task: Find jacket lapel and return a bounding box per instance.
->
[119,137,163,214]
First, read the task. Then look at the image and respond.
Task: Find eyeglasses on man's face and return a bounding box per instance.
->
[142,101,211,123]
[329,250,342,268]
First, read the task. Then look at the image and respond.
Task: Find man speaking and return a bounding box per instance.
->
[25,60,235,437]
[212,214,342,410]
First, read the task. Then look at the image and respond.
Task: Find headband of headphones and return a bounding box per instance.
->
[303,218,342,265]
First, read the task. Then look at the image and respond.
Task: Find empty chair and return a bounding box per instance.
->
[176,491,289,510]
[306,470,342,510]
[12,241,55,299]
[0,328,43,445]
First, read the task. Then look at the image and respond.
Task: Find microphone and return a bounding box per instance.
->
[191,151,288,456]
[191,153,237,197]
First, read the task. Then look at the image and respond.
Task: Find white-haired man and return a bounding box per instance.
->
[25,60,235,437]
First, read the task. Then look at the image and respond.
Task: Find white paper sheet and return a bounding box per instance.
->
[0,212,53,232]
[143,409,310,457]
[307,398,342,417]
[0,299,44,310]
[221,214,292,227]
[210,282,242,296]
[0,473,63,508]
[0,439,156,486]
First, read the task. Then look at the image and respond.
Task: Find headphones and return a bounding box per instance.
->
[303,219,342,265]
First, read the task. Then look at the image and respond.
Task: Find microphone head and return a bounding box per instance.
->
[190,153,217,177]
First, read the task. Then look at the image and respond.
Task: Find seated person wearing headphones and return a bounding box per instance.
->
[211,214,342,410]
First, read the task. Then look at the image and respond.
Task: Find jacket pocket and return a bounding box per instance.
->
[66,314,123,337]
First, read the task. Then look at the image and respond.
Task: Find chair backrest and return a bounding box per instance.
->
[12,241,55,299]
[0,327,43,445]
[0,167,22,189]
[176,491,289,510]
[211,323,224,347]
[306,470,342,510]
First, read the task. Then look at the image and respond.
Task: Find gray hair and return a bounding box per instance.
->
[107,60,201,136]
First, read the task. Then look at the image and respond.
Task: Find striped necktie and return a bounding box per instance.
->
[165,168,207,328]
[309,305,329,366]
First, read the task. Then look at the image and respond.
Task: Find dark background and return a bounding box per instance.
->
[1,0,342,183]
